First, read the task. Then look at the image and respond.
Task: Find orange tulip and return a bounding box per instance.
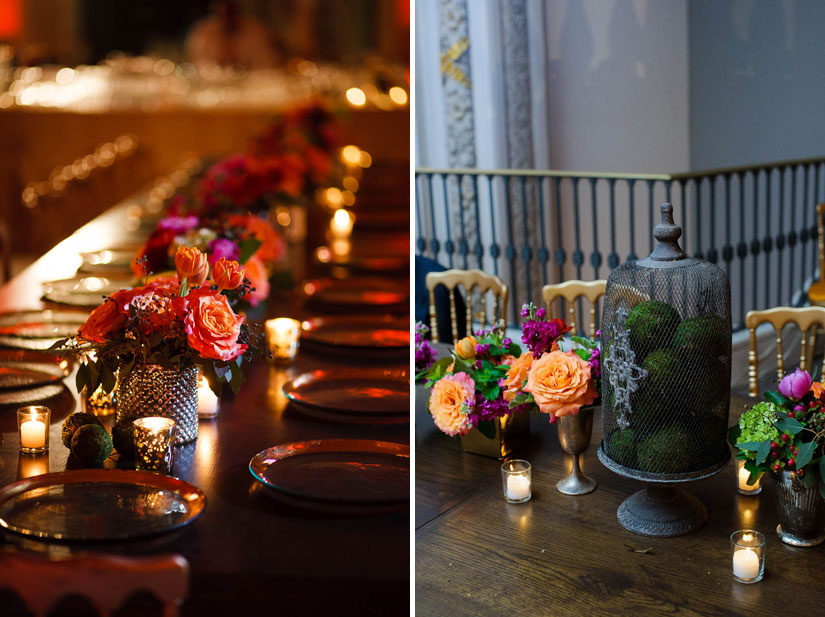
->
[174,246,208,287]
[212,258,246,291]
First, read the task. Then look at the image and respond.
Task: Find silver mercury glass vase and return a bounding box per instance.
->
[773,470,825,547]
[116,364,199,445]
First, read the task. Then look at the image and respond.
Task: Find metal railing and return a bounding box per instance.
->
[415,157,825,331]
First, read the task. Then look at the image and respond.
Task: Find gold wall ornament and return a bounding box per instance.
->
[440,37,471,89]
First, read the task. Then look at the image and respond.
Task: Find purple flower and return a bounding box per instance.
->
[536,307,547,320]
[207,238,240,265]
[589,347,601,378]
[596,329,601,338]
[521,305,530,318]
[522,318,565,357]
[158,215,199,234]
[779,368,812,400]
[503,337,512,346]
[415,339,436,372]
[794,404,805,412]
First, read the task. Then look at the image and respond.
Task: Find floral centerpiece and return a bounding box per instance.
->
[419,324,529,442]
[132,212,285,306]
[730,367,825,494]
[730,367,825,545]
[54,247,265,444]
[503,304,600,422]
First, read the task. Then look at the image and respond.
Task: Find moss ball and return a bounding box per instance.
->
[111,418,136,459]
[607,429,636,466]
[674,313,729,357]
[70,424,113,466]
[61,412,102,448]
[625,300,681,359]
[679,355,726,412]
[627,348,682,426]
[636,426,694,473]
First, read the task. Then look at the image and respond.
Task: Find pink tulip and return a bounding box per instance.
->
[779,368,812,400]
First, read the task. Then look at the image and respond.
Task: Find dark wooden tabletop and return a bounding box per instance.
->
[0,184,410,616]
[415,344,825,617]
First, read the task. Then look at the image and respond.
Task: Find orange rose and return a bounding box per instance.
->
[212,258,245,291]
[78,296,126,343]
[812,381,825,399]
[241,255,270,306]
[428,372,475,437]
[503,352,534,402]
[174,246,208,287]
[178,288,248,361]
[454,336,477,360]
[524,350,596,419]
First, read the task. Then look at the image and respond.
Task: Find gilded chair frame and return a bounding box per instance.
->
[541,280,607,338]
[808,202,825,306]
[425,269,508,343]
[745,306,825,397]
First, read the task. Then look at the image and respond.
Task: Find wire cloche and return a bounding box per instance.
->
[597,203,732,537]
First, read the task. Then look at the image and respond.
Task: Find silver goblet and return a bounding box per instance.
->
[556,406,597,495]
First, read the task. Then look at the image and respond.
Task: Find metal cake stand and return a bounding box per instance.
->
[597,445,730,537]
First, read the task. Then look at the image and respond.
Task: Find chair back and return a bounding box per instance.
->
[541,279,606,338]
[745,306,825,397]
[425,269,508,343]
[818,202,825,280]
[0,550,189,617]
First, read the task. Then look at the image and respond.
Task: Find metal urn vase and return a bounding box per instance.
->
[460,409,530,459]
[556,406,597,495]
[597,204,732,537]
[773,471,825,547]
[116,364,199,445]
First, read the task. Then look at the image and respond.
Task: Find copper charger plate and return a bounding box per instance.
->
[0,349,71,405]
[0,469,206,542]
[249,439,409,514]
[301,277,408,313]
[283,368,409,424]
[301,316,410,351]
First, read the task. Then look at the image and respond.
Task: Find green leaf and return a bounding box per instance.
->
[819,480,825,501]
[229,365,244,394]
[47,337,70,352]
[238,237,263,265]
[775,417,803,435]
[575,349,590,362]
[735,441,764,452]
[820,455,825,481]
[755,440,771,465]
[803,467,818,488]
[100,361,117,394]
[452,357,473,375]
[481,383,501,401]
[476,420,496,439]
[727,424,742,446]
[796,441,816,470]
[765,390,790,406]
[179,278,189,298]
[571,336,596,349]
[75,363,90,394]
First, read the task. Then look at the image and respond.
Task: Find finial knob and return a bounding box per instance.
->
[649,203,685,261]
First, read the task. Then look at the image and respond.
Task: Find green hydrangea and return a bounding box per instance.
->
[737,401,781,458]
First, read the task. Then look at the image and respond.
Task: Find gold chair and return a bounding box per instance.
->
[541,279,607,338]
[425,269,508,343]
[808,203,825,306]
[745,306,825,397]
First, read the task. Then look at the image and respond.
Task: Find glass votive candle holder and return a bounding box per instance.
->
[17,406,50,454]
[501,459,531,504]
[265,318,301,364]
[133,417,176,474]
[197,373,220,419]
[731,529,766,584]
[736,458,762,495]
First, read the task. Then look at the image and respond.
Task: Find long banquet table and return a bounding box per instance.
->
[0,184,409,616]
[416,344,825,617]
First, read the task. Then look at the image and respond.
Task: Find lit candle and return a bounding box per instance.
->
[733,547,760,579]
[507,475,531,501]
[736,459,762,494]
[197,376,219,418]
[330,209,354,237]
[133,416,176,474]
[17,406,50,453]
[265,318,301,363]
[20,420,46,449]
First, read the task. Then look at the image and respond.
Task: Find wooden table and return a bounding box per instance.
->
[0,184,410,616]
[415,346,825,616]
